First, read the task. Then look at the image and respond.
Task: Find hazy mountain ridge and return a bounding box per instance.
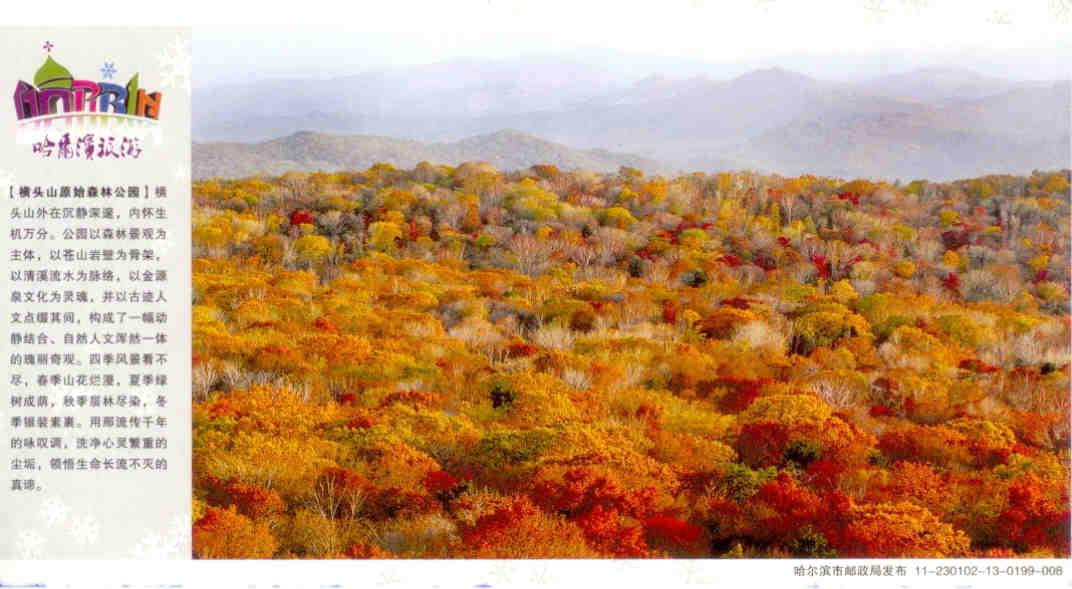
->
[194,57,630,142]
[727,81,1071,180]
[859,67,1024,104]
[192,129,665,179]
[194,61,1070,180]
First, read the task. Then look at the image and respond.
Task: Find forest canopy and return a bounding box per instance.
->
[192,163,1070,559]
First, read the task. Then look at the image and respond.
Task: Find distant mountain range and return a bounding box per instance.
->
[193,130,663,179]
[193,61,1070,180]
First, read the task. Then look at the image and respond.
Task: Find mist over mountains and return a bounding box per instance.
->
[193,129,663,179]
[193,58,1070,181]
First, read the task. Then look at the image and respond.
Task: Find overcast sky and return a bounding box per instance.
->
[192,0,1071,86]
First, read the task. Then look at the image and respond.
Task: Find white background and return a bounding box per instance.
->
[1,1,1069,587]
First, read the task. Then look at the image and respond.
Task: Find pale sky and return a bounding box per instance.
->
[190,0,1071,85]
[12,0,1067,84]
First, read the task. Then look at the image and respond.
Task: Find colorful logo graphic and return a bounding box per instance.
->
[12,46,164,158]
[14,54,162,122]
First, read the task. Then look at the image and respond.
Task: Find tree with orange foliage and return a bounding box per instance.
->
[193,506,278,559]
[835,502,970,557]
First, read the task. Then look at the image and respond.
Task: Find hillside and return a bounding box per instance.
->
[192,130,665,179]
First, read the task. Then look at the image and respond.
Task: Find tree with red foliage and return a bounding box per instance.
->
[344,542,393,559]
[958,358,999,374]
[719,254,743,268]
[423,469,459,495]
[721,297,752,310]
[811,254,831,279]
[705,471,853,556]
[804,458,842,491]
[998,474,1071,555]
[736,420,790,468]
[201,474,286,520]
[634,402,664,429]
[941,229,972,250]
[574,504,651,557]
[644,515,706,555]
[751,473,830,540]
[505,338,539,358]
[836,192,861,206]
[460,496,597,558]
[662,299,679,324]
[530,467,663,556]
[531,467,658,521]
[423,469,465,504]
[706,376,768,412]
[344,410,376,428]
[289,210,315,227]
[311,466,372,520]
[869,404,896,417]
[943,272,961,292]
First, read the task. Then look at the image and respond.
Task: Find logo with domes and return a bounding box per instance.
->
[12,48,164,156]
[14,54,162,122]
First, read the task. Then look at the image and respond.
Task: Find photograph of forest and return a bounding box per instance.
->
[191,165,1070,558]
[187,10,1071,561]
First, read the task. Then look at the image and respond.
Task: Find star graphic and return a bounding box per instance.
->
[42,41,54,53]
[101,62,118,80]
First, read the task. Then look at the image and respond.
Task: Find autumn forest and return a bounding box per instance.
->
[191,163,1071,559]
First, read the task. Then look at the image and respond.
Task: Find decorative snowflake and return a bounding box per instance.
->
[129,512,188,559]
[986,8,1013,25]
[490,561,514,584]
[40,496,70,527]
[16,529,46,558]
[172,162,190,184]
[42,40,53,53]
[168,511,192,545]
[129,530,179,559]
[681,561,712,584]
[153,235,181,262]
[376,567,402,587]
[528,562,552,585]
[156,36,191,94]
[862,0,889,21]
[614,560,644,578]
[100,62,117,80]
[0,169,15,189]
[69,513,101,546]
[899,0,929,14]
[1051,0,1070,22]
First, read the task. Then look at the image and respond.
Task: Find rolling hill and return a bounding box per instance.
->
[192,129,666,179]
